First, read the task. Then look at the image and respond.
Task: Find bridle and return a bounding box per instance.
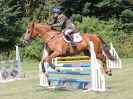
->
[23,23,56,45]
[38,29,51,38]
[38,29,55,45]
[23,29,34,42]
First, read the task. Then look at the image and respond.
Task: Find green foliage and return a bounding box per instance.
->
[121,9,133,22]
[82,2,91,15]
[20,0,62,22]
[0,0,24,49]
[0,0,62,61]
[76,17,133,57]
[70,14,82,22]
[1,0,133,61]
[120,9,133,33]
[21,37,44,61]
[96,0,123,8]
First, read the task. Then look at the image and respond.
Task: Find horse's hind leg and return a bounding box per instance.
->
[96,52,112,76]
[84,49,112,76]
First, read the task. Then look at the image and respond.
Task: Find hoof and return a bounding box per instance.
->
[105,70,112,76]
[51,65,55,69]
[55,67,60,72]
[107,72,112,76]
[56,69,60,72]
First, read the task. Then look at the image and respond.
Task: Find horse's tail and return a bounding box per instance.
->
[97,35,116,61]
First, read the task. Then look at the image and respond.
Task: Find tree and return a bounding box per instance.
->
[18,0,63,22]
[120,9,133,33]
[0,0,24,49]
[61,0,133,19]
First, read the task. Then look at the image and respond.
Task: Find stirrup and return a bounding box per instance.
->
[66,34,76,46]
[72,41,77,47]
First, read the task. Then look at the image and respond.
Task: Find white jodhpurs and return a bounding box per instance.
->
[64,28,74,35]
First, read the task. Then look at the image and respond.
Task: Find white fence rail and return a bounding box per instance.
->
[0,46,22,83]
[107,43,122,69]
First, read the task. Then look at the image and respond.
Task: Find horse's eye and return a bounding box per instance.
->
[28,30,31,33]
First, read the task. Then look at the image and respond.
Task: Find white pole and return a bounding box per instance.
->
[89,41,105,91]
[16,46,22,78]
[39,48,49,86]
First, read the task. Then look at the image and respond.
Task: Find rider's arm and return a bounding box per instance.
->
[48,21,54,25]
[48,17,57,25]
[51,16,65,27]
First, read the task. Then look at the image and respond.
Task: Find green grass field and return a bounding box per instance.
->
[0,58,133,99]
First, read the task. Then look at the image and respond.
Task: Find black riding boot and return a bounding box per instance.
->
[67,33,77,47]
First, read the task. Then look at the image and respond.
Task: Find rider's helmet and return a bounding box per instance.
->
[52,8,61,13]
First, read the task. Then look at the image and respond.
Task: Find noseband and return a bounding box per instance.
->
[24,24,53,45]
[23,27,35,42]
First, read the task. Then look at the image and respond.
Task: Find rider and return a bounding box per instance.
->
[48,7,77,47]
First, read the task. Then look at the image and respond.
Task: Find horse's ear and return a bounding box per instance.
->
[32,22,34,28]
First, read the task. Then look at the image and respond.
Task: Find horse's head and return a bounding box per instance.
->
[23,22,38,45]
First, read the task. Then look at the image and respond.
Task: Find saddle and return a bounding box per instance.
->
[63,33,82,55]
[63,33,82,43]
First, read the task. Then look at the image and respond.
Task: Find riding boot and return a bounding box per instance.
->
[67,33,77,47]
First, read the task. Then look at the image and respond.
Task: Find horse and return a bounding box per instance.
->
[23,22,115,76]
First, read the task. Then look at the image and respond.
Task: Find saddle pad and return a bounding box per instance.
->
[63,33,82,43]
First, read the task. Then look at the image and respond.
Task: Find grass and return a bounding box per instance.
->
[0,58,133,99]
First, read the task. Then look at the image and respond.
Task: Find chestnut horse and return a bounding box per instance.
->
[23,22,115,76]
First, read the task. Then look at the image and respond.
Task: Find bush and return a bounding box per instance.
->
[20,37,44,62]
[75,17,133,58]
[120,9,133,33]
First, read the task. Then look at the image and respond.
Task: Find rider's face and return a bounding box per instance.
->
[53,13,59,18]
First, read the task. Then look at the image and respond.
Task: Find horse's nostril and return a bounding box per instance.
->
[23,40,27,45]
[23,40,25,44]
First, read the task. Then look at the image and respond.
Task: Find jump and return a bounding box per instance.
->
[23,22,116,76]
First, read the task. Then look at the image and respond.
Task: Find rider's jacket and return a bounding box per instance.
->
[49,14,77,32]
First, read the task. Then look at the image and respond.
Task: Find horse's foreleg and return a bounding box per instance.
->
[96,52,112,76]
[48,51,61,71]
[41,50,61,70]
[40,55,50,77]
[41,55,50,64]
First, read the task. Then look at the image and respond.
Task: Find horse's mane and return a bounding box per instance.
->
[36,23,51,30]
[28,22,62,36]
[29,22,51,30]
